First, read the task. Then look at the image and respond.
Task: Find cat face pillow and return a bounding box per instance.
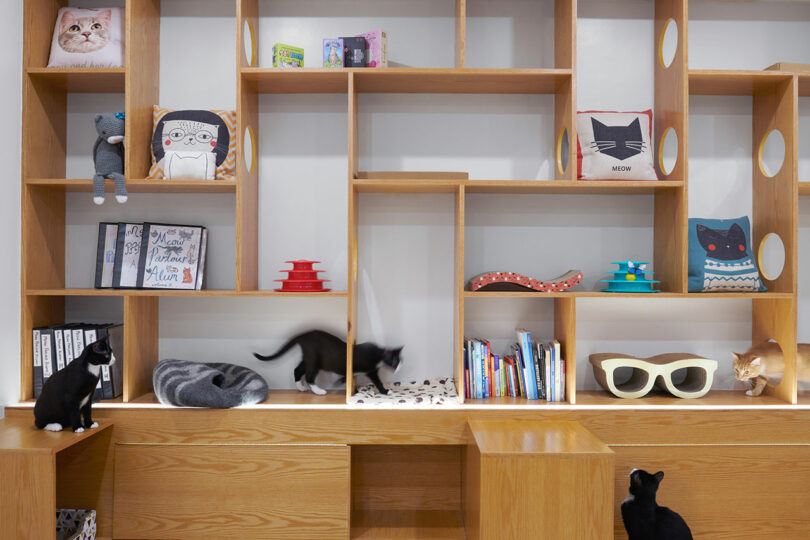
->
[688,216,766,292]
[576,110,658,181]
[47,8,124,68]
[149,107,236,181]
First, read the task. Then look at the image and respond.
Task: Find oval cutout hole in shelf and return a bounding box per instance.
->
[243,19,256,67]
[557,127,569,175]
[244,126,256,173]
[758,232,785,281]
[658,18,678,68]
[658,127,678,176]
[758,129,785,178]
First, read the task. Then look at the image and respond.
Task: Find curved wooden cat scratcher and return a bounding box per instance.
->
[468,269,583,292]
[589,353,718,399]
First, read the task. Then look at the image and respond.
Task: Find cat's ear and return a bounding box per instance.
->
[591,118,607,131]
[628,118,641,130]
[751,357,761,367]
[696,224,714,250]
[731,352,741,361]
[95,9,112,26]
[60,11,76,31]
[654,471,664,483]
[728,223,746,246]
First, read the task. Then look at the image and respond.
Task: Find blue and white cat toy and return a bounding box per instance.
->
[601,260,660,293]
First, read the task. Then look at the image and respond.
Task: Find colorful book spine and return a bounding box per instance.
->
[544,344,552,402]
[553,340,562,402]
[514,347,525,398]
[534,341,544,400]
[517,330,537,399]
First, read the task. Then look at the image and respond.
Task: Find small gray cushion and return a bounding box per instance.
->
[153,359,268,408]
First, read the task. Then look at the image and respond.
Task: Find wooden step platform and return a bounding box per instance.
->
[464,420,614,540]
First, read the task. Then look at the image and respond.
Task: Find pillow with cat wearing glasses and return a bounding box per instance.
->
[577,110,658,181]
[149,107,236,181]
[47,8,124,68]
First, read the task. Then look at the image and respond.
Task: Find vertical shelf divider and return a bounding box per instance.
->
[123,296,159,402]
[455,185,466,403]
[554,296,576,404]
[455,0,466,69]
[554,0,575,180]
[347,72,359,401]
[125,0,160,179]
[653,0,688,293]
[236,0,260,292]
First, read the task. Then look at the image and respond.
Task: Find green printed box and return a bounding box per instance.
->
[273,43,304,68]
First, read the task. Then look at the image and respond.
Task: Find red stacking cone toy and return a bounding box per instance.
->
[275,260,331,292]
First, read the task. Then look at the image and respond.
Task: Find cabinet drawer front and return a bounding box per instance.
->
[113,444,349,539]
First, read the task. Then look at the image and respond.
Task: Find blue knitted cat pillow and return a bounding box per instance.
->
[688,217,766,292]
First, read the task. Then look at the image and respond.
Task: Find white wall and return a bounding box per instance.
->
[0,3,22,415]
[7,1,810,406]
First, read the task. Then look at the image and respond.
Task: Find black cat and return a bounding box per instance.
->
[696,223,747,261]
[34,337,115,433]
[621,469,693,540]
[591,117,645,160]
[254,330,403,395]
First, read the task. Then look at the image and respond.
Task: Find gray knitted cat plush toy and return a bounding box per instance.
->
[93,112,126,204]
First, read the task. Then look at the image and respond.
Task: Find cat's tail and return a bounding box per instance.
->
[253,336,299,361]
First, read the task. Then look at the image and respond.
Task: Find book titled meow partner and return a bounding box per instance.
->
[136,223,207,290]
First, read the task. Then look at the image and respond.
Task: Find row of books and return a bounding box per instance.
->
[95,222,207,290]
[463,329,566,402]
[32,323,123,401]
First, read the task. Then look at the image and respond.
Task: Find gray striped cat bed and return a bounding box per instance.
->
[153,359,268,408]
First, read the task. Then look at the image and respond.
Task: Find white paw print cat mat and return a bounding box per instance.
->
[349,378,458,407]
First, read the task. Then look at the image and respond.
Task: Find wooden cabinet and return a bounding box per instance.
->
[113,444,351,539]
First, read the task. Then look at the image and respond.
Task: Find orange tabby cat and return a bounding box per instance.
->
[732,341,810,396]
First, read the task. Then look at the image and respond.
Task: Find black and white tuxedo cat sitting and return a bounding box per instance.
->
[34,337,115,433]
[253,330,403,395]
[621,469,693,540]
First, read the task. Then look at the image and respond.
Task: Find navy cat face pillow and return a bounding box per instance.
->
[688,217,766,292]
[577,110,658,181]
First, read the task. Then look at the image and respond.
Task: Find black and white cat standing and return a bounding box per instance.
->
[253,330,403,395]
[34,337,115,433]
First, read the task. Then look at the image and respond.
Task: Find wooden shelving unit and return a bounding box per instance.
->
[17,0,803,409]
[12,3,810,538]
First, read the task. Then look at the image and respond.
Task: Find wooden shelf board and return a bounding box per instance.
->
[463,179,683,194]
[799,182,810,196]
[576,390,788,407]
[27,67,125,93]
[351,510,465,539]
[26,178,237,194]
[242,67,572,94]
[464,291,794,299]
[26,289,349,298]
[353,179,683,195]
[465,396,569,406]
[689,69,793,95]
[798,74,810,97]
[0,416,112,454]
[120,390,346,407]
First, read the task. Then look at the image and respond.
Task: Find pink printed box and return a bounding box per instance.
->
[356,30,387,68]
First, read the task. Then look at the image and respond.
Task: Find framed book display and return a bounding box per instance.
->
[137,223,207,290]
[113,223,144,288]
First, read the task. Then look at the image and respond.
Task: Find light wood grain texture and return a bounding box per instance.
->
[123,296,158,402]
[352,446,461,511]
[456,186,466,402]
[56,427,115,537]
[237,71,259,292]
[22,186,65,290]
[467,421,613,539]
[689,69,794,95]
[0,416,112,453]
[238,0,259,69]
[356,171,469,180]
[347,73,359,398]
[462,444,480,540]
[654,187,688,293]
[575,389,787,406]
[799,181,810,195]
[554,0,576,179]
[754,297,798,403]
[612,445,810,539]
[355,179,683,194]
[27,177,237,193]
[27,288,348,297]
[766,62,810,73]
[113,444,350,539]
[352,510,465,539]
[27,68,125,93]
[455,0,466,69]
[242,67,572,94]
[465,290,794,299]
[555,296,576,403]
[22,75,66,180]
[125,0,160,178]
[23,0,64,69]
[0,452,55,540]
